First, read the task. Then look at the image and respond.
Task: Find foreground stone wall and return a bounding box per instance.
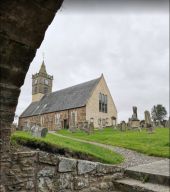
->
[1,151,123,192]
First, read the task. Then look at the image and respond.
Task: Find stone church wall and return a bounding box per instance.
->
[19,106,86,131]
[86,76,117,128]
[0,151,123,192]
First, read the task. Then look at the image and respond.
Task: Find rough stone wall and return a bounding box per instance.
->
[0,0,64,153]
[1,151,123,192]
[19,107,86,130]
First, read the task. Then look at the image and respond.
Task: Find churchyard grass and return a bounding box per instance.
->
[58,128,169,158]
[11,131,124,164]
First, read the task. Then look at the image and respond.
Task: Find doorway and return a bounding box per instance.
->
[63,119,68,129]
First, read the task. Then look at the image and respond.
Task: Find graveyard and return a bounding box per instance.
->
[12,126,169,161]
[57,127,169,158]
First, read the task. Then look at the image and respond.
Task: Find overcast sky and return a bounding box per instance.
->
[15,1,169,123]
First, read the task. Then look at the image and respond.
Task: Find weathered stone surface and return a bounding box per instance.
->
[97,163,121,174]
[39,151,59,165]
[57,173,73,190]
[58,157,77,172]
[144,110,154,133]
[74,175,89,190]
[38,177,54,192]
[78,160,97,175]
[38,166,55,177]
[0,150,123,191]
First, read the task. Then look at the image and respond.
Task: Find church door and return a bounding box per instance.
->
[63,119,68,129]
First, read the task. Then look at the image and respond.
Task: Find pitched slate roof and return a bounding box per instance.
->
[20,76,101,118]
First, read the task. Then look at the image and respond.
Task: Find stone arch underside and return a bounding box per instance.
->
[0,0,64,154]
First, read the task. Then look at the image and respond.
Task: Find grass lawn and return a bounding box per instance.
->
[58,128,169,158]
[11,131,124,165]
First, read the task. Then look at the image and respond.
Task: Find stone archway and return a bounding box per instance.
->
[0,0,64,153]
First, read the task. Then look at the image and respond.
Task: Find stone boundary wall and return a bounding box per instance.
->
[0,151,123,192]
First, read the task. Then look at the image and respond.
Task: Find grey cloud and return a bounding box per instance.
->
[15,11,169,123]
[62,0,169,13]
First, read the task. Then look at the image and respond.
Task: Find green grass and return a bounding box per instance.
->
[11,131,123,164]
[58,128,170,158]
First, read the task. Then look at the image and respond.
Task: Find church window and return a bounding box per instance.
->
[99,93,108,113]
[40,116,44,126]
[71,111,77,125]
[99,93,102,112]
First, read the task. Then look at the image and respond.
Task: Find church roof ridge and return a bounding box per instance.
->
[51,76,101,95]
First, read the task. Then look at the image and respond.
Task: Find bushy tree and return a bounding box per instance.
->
[151,104,167,122]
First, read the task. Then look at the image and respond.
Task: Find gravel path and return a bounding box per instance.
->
[50,132,164,168]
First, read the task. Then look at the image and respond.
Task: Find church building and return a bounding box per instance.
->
[19,61,117,130]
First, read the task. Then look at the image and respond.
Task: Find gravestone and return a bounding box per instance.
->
[165,118,170,128]
[30,125,48,138]
[89,122,94,134]
[83,121,89,134]
[98,118,103,130]
[129,106,140,129]
[69,124,77,133]
[78,122,84,130]
[140,120,145,128]
[131,106,138,120]
[120,121,126,131]
[144,110,154,133]
[77,121,94,135]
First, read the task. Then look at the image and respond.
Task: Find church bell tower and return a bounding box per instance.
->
[32,60,53,102]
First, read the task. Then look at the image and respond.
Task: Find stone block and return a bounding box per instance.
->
[78,160,97,175]
[97,163,121,174]
[39,151,59,165]
[58,157,77,172]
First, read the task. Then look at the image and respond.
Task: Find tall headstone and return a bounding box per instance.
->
[129,106,140,129]
[144,110,154,133]
[131,106,138,120]
[165,118,170,128]
[120,121,126,131]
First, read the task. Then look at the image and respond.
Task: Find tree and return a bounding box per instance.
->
[151,104,167,122]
